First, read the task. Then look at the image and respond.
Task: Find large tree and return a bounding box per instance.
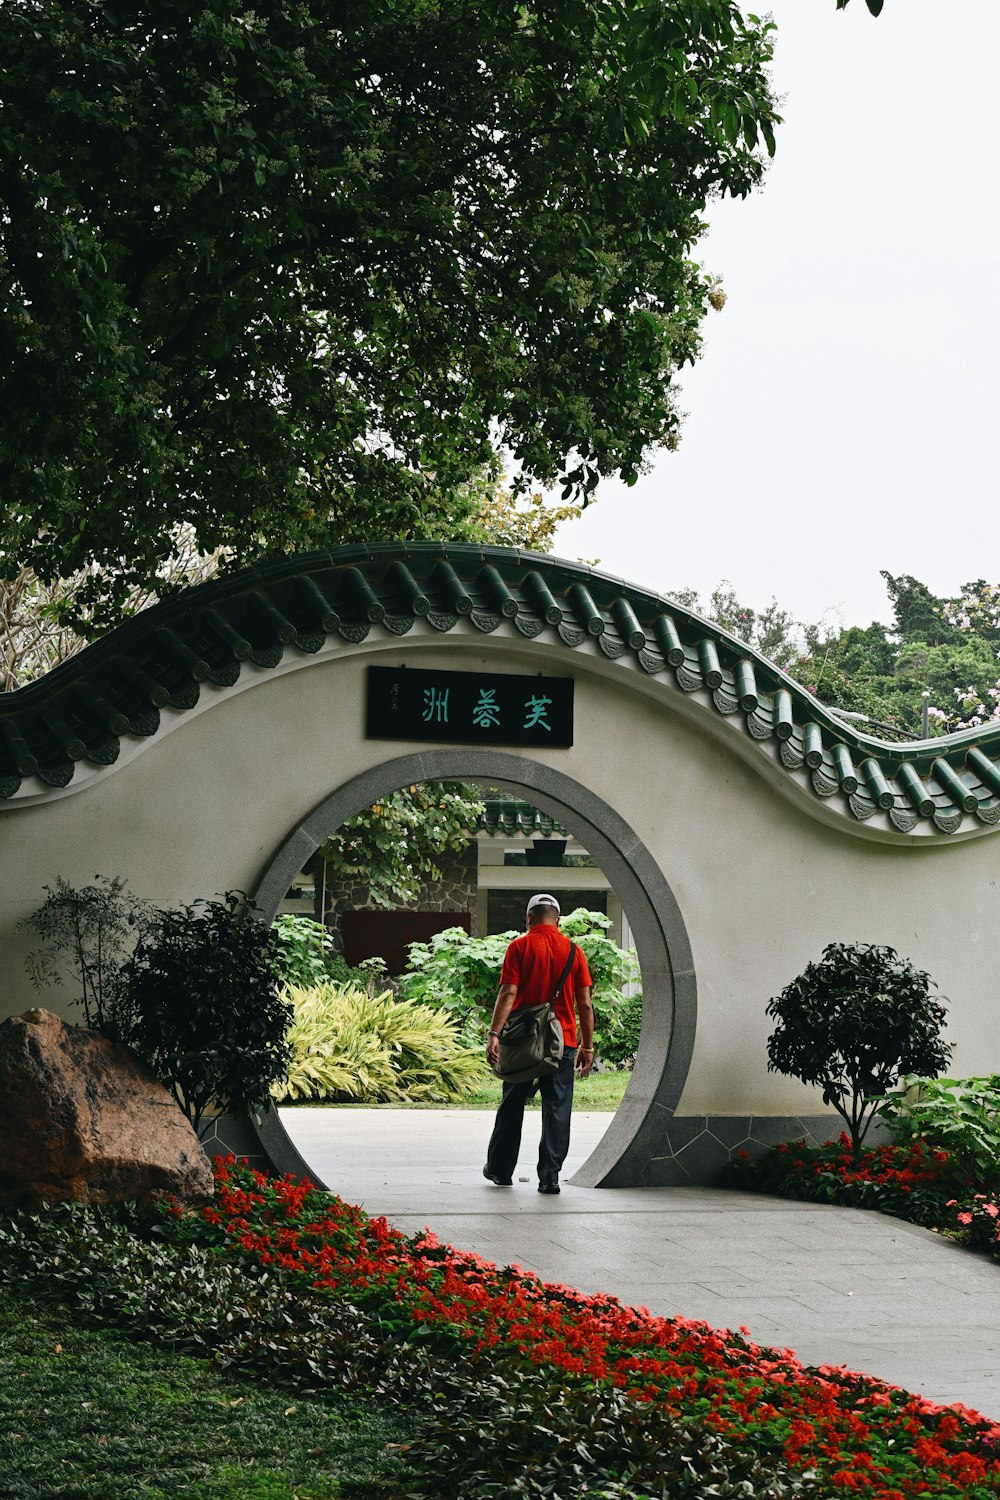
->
[0,0,778,627]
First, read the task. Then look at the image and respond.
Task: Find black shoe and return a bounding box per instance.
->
[483,1165,513,1186]
[538,1180,560,1195]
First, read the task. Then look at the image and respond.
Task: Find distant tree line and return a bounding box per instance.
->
[676,572,1000,739]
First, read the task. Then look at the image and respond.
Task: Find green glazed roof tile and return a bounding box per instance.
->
[477,798,567,837]
[3,540,1000,838]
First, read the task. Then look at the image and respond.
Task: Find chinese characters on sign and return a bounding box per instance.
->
[367,667,573,747]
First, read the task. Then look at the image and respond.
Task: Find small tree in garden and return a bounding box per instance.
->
[20,874,158,1044]
[766,942,950,1155]
[126,892,293,1137]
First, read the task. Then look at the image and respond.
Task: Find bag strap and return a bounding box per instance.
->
[552,941,577,1002]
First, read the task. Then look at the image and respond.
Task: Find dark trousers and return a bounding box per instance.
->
[486,1047,576,1186]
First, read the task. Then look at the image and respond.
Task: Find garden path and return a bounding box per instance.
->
[280,1106,1000,1421]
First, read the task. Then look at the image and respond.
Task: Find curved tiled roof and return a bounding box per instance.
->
[478,797,566,838]
[3,540,1000,838]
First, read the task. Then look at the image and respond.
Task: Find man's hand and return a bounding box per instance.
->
[575,984,595,1078]
[486,983,518,1074]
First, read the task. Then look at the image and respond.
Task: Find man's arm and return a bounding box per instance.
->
[575,983,595,1076]
[486,982,518,1070]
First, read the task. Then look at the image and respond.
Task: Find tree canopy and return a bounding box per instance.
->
[0,0,778,626]
[792,574,1000,737]
[681,572,1000,740]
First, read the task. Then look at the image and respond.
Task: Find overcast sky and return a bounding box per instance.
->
[551,0,1000,635]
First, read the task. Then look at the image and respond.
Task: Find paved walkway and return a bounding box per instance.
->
[280,1106,1000,1420]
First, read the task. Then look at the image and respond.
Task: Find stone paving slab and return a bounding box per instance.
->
[280,1106,1000,1419]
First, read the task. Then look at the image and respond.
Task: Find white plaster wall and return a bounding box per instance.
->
[581,680,1000,1114]
[3,627,998,1119]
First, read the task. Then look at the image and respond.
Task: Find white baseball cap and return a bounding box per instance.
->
[526,892,560,914]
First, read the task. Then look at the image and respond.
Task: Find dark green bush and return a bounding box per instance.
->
[126,892,293,1135]
[599,987,643,1068]
[766,942,949,1154]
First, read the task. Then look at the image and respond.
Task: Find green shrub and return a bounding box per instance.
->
[327,952,393,994]
[881,1074,1000,1186]
[560,908,641,1044]
[948,1192,1000,1255]
[398,927,509,1045]
[599,987,643,1068]
[126,892,293,1135]
[274,981,488,1104]
[270,913,336,988]
[766,942,950,1154]
[269,914,390,996]
[399,909,640,1052]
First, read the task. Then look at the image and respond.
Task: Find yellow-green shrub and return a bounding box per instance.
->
[274,982,488,1104]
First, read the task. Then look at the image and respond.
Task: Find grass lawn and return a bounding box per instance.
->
[0,1287,410,1500]
[281,1066,631,1112]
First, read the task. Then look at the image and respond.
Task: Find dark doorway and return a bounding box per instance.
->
[343,908,472,975]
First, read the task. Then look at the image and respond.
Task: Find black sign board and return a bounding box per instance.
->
[366,666,574,748]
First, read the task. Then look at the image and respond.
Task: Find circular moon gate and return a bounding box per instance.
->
[8,543,999,1187]
[251,749,697,1188]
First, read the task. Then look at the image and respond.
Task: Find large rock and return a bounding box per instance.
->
[0,1008,215,1210]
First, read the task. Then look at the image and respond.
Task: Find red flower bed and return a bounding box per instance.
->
[182,1157,1000,1498]
[730,1132,976,1227]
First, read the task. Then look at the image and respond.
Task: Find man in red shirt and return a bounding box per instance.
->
[483,893,595,1195]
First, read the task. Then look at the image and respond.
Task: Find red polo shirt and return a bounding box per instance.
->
[500,924,592,1048]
